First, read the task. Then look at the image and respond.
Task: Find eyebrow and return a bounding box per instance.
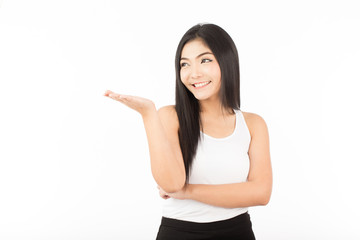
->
[180,52,213,61]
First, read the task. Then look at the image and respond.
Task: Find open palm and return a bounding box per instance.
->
[104,90,155,117]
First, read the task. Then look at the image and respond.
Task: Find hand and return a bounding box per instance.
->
[157,186,170,200]
[157,185,190,200]
[104,90,156,117]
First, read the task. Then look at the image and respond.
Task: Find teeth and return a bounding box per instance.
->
[194,81,210,88]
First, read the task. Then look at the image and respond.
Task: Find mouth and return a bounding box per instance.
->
[192,81,211,89]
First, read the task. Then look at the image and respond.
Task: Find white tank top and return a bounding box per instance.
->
[162,110,251,222]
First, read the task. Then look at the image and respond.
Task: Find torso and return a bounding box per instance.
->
[160,105,254,144]
[162,108,252,222]
[200,111,252,139]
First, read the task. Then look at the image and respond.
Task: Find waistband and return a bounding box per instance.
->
[160,212,251,231]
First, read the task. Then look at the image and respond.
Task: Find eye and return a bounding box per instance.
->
[201,58,213,64]
[180,62,189,68]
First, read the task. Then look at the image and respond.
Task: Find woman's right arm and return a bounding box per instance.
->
[143,105,186,193]
[104,90,185,193]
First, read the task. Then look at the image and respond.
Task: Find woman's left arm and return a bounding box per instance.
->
[165,113,273,208]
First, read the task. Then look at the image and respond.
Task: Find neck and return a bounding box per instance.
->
[199,96,233,118]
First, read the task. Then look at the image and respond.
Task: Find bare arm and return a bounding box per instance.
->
[142,106,186,193]
[165,113,272,208]
[104,91,185,193]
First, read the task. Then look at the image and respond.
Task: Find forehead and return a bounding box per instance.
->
[181,38,211,58]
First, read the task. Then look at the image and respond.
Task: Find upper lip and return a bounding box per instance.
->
[191,81,210,85]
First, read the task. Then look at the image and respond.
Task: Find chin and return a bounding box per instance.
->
[193,94,211,101]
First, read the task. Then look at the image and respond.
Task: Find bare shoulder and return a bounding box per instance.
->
[241,111,269,138]
[158,105,177,119]
[157,105,179,129]
[242,111,266,123]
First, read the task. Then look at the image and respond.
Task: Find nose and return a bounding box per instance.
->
[190,64,202,79]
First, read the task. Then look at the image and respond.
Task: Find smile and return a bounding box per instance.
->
[192,81,211,88]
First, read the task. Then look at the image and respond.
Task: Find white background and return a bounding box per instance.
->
[1,0,359,239]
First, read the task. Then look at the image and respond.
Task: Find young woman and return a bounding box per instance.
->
[104,23,272,240]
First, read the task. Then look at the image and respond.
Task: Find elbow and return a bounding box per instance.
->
[153,166,186,193]
[161,181,185,193]
[167,169,186,193]
[259,193,271,206]
[158,175,186,193]
[258,186,272,206]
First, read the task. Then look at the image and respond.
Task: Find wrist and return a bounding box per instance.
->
[141,103,156,119]
[185,184,193,200]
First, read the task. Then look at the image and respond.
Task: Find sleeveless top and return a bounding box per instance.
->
[162,110,251,223]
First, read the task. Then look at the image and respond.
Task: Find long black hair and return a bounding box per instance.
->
[175,23,241,181]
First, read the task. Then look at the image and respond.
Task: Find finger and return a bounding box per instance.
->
[118,95,130,101]
[104,90,119,99]
[158,187,170,199]
[160,193,170,199]
[104,90,113,96]
[106,92,128,101]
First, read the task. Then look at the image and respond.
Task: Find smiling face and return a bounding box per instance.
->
[179,38,221,102]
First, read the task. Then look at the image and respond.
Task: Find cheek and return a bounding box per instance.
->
[180,69,189,83]
[207,65,221,82]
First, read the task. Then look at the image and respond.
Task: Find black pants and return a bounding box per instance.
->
[156,212,256,240]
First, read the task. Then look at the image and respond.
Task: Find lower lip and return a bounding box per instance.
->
[193,81,211,89]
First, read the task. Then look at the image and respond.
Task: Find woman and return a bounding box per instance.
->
[104,23,272,240]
